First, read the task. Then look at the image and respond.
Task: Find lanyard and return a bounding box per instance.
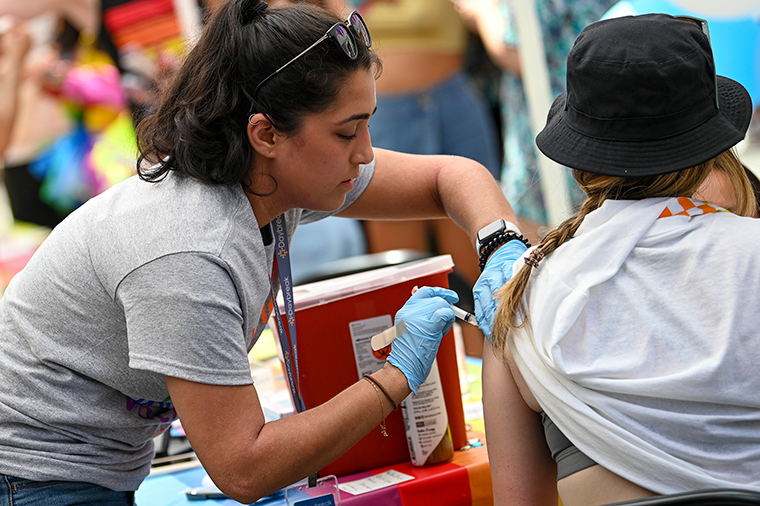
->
[268,214,306,413]
[267,215,338,490]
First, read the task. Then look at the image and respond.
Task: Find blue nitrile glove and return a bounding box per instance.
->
[473,240,529,342]
[387,286,458,394]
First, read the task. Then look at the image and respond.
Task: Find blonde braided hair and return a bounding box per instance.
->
[490,149,753,360]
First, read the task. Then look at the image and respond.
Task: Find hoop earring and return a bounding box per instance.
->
[248,115,261,126]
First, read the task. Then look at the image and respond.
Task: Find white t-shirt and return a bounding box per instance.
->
[510,197,760,494]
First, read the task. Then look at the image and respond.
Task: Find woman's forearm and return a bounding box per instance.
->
[341,148,519,248]
[0,17,30,155]
[167,362,410,504]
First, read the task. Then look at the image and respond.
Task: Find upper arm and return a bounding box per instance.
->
[337,148,449,220]
[338,147,517,248]
[338,147,494,221]
[482,340,558,506]
[165,376,267,490]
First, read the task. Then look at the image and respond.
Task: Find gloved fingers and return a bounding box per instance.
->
[473,240,529,341]
[390,294,456,393]
[397,289,457,328]
[473,272,498,332]
[473,291,495,340]
[409,286,459,304]
[432,306,455,337]
[409,305,456,339]
[398,298,454,333]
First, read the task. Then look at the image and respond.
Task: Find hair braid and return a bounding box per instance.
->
[490,193,604,357]
[489,149,751,360]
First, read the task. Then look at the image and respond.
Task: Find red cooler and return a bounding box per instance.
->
[273,255,467,478]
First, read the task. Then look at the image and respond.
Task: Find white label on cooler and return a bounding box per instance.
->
[338,470,415,496]
[349,314,393,380]
[401,360,448,466]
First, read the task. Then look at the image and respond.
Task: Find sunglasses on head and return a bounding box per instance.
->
[676,15,719,110]
[252,10,372,105]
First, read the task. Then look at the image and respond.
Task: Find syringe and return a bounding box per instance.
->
[370,304,478,351]
[451,304,478,327]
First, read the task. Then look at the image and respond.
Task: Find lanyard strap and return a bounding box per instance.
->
[268,215,342,488]
[268,214,306,413]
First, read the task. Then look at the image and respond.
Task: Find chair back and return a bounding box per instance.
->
[609,489,760,505]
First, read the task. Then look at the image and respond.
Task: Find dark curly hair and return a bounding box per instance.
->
[135,0,380,194]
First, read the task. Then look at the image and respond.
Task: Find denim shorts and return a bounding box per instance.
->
[0,475,135,506]
[369,72,501,180]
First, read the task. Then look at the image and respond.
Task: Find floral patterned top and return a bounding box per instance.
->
[499,0,617,224]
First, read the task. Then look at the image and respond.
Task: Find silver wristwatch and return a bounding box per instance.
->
[475,219,522,254]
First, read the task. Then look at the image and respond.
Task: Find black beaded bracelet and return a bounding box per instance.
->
[478,232,531,272]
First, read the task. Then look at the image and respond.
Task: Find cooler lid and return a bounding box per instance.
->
[277,254,454,311]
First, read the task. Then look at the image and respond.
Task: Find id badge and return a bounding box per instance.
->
[284,474,341,506]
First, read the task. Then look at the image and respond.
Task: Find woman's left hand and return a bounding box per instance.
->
[473,240,528,341]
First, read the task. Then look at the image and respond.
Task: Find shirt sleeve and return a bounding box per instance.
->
[116,252,254,386]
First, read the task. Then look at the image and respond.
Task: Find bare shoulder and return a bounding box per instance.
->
[501,341,543,413]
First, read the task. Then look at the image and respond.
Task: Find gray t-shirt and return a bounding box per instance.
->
[0,160,374,491]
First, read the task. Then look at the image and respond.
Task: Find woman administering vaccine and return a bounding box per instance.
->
[0,1,522,504]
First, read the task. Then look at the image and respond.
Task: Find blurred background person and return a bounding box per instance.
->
[456,0,616,244]
[0,9,134,229]
[344,0,502,357]
[0,16,32,157]
[0,0,202,230]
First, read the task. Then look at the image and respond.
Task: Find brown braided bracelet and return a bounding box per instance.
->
[363,374,397,410]
[363,376,388,437]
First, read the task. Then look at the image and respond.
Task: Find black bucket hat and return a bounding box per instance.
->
[535,14,753,177]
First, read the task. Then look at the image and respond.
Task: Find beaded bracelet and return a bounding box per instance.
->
[478,231,531,272]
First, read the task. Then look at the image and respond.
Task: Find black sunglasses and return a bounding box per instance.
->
[252,10,372,106]
[676,15,720,110]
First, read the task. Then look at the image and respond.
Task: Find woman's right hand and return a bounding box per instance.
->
[386,286,457,393]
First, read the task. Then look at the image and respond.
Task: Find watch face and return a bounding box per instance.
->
[478,219,505,241]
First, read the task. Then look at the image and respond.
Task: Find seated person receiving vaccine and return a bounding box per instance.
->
[476,14,760,506]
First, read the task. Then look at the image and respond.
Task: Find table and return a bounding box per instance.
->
[135,432,491,506]
[136,335,490,505]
